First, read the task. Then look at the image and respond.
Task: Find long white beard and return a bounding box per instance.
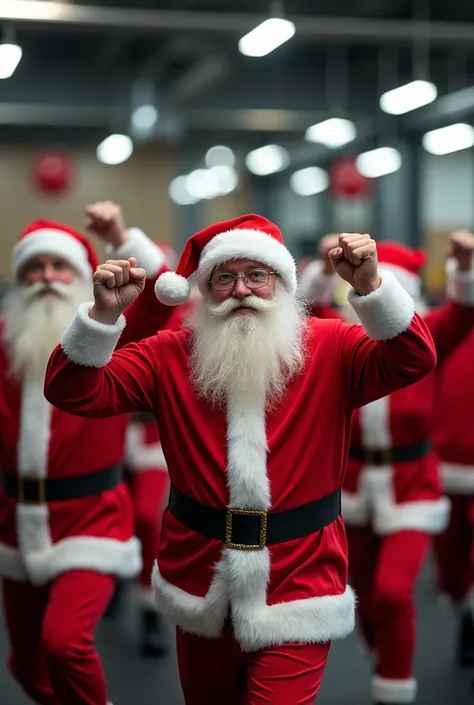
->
[2,278,92,382]
[188,284,308,408]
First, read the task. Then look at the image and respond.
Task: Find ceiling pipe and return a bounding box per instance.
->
[2,0,474,46]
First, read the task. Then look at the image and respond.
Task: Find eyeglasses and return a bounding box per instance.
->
[209,269,277,291]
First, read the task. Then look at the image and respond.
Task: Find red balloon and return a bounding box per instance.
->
[329,157,372,198]
[31,151,73,195]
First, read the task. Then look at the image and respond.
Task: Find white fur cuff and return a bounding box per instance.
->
[347,270,415,340]
[371,675,417,704]
[297,260,335,304]
[446,258,474,305]
[61,302,126,368]
[106,228,165,277]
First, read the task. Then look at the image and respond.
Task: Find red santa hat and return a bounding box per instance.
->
[376,240,427,298]
[155,213,297,306]
[12,219,99,281]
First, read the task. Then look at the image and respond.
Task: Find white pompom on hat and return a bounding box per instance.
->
[155,213,297,306]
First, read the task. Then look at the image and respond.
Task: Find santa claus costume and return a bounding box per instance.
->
[0,220,173,705]
[299,240,474,703]
[432,329,474,666]
[44,214,437,704]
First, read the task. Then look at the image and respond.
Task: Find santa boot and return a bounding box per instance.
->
[456,609,474,666]
[139,607,169,657]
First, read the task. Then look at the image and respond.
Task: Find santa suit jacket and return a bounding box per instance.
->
[44,272,436,651]
[433,330,474,494]
[299,260,474,535]
[0,229,181,586]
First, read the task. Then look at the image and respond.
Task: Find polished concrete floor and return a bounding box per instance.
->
[0,557,472,704]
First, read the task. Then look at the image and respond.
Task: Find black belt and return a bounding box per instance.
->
[168,482,341,551]
[349,439,431,466]
[1,465,121,505]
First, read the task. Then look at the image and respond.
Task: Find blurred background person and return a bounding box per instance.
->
[298,231,474,704]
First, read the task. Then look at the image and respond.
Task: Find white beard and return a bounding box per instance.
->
[188,284,308,408]
[2,278,92,383]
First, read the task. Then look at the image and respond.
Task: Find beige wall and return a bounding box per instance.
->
[0,142,178,280]
[0,143,253,282]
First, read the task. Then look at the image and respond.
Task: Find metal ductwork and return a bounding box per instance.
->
[2,0,474,46]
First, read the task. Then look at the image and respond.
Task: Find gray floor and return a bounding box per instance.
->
[0,558,472,704]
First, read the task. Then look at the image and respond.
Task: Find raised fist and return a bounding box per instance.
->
[328,233,381,296]
[85,201,127,248]
[89,258,146,324]
[448,230,474,272]
[318,233,340,275]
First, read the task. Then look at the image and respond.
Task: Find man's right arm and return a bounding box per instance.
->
[44,303,159,419]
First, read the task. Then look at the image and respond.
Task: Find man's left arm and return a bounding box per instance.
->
[327,233,436,409]
[423,231,474,365]
[336,276,437,409]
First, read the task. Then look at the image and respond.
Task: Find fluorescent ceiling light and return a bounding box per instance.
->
[245,145,290,176]
[186,169,221,200]
[422,123,474,155]
[238,18,295,58]
[305,118,357,148]
[209,165,239,195]
[169,176,199,206]
[0,43,22,79]
[380,79,437,115]
[96,134,133,165]
[290,167,329,196]
[356,147,402,178]
[205,145,236,168]
[132,105,158,131]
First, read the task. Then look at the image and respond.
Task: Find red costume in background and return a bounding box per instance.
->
[0,224,172,705]
[299,244,474,703]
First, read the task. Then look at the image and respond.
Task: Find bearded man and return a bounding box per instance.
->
[299,230,474,705]
[44,214,436,705]
[0,202,175,705]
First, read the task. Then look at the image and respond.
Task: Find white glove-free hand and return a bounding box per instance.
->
[89,257,146,324]
[328,233,382,296]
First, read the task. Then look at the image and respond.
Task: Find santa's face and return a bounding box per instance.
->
[188,259,307,408]
[20,253,77,289]
[209,258,277,305]
[3,254,92,381]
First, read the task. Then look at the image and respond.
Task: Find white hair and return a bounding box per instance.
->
[187,281,308,408]
[2,278,92,382]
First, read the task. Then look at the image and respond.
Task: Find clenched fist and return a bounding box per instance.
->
[328,233,381,296]
[85,201,127,248]
[89,258,146,325]
[448,230,474,272]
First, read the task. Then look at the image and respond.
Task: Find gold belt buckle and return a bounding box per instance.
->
[225,508,268,550]
[365,448,392,466]
[18,477,46,505]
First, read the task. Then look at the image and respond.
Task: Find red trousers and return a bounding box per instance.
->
[176,620,330,705]
[433,494,474,604]
[347,527,431,702]
[2,570,115,705]
[127,470,168,592]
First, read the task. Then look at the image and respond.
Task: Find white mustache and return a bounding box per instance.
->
[23,280,73,303]
[206,294,276,319]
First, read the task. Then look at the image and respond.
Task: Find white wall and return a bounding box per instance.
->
[421,150,474,230]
